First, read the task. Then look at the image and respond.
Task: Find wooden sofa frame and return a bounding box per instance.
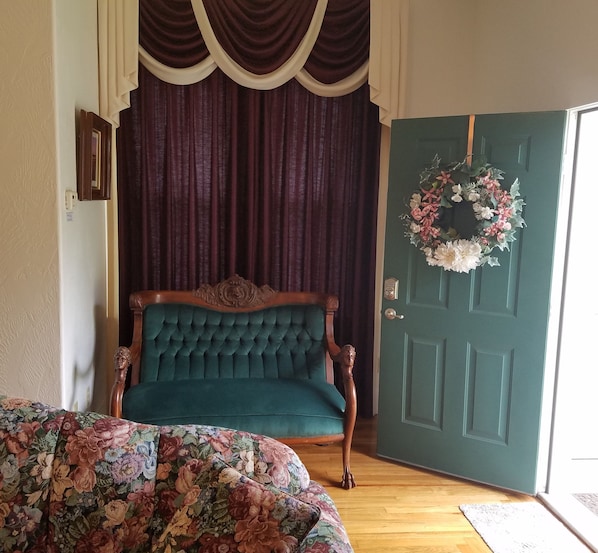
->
[110,275,357,489]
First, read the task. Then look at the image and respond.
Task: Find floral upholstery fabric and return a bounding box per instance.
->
[0,396,353,553]
[158,424,311,497]
[298,482,353,553]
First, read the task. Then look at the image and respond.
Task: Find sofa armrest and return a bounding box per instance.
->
[331,344,356,407]
[110,346,134,418]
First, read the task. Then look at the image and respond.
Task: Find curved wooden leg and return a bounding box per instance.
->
[341,427,356,489]
[342,465,356,489]
[337,343,357,489]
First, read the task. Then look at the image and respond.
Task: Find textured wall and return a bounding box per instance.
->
[0,1,62,404]
[0,1,107,411]
[403,0,598,117]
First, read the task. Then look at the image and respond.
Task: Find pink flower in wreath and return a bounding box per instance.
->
[484,225,498,237]
[421,187,442,203]
[410,207,424,221]
[419,221,440,244]
[482,175,500,191]
[436,170,454,185]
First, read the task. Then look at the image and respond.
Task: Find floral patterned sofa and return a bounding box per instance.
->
[0,396,353,553]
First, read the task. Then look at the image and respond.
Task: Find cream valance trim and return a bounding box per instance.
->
[369,0,409,125]
[296,63,369,97]
[98,0,139,127]
[138,46,218,86]
[139,44,369,97]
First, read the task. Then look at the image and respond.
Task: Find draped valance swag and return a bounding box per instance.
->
[99,0,408,126]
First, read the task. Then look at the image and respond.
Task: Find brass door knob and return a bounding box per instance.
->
[384,308,404,320]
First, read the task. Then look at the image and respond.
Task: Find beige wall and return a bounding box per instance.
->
[0,0,108,411]
[471,0,598,115]
[402,0,477,118]
[402,0,598,118]
[0,1,61,405]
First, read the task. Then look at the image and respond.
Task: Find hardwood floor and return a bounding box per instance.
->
[292,417,535,553]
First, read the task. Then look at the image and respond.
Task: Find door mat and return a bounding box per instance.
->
[575,494,598,517]
[460,502,591,553]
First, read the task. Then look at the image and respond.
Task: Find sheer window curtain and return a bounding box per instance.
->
[105,0,408,417]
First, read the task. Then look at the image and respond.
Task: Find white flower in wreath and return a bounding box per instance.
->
[451,184,463,203]
[473,203,494,220]
[427,239,483,273]
[409,192,422,209]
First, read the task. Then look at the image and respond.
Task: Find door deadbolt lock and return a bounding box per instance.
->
[383,277,399,300]
[384,308,404,320]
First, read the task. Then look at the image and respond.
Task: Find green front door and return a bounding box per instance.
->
[377,112,567,494]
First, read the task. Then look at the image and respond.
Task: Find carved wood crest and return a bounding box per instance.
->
[192,275,277,308]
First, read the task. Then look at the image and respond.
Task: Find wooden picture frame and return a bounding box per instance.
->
[77,109,112,200]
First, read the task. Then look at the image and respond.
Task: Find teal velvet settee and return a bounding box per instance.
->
[110,275,357,489]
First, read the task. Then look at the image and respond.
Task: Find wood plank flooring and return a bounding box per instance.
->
[292,417,535,553]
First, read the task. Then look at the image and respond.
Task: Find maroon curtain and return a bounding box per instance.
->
[117,66,380,416]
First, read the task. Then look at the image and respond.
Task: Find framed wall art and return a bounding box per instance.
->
[77,109,112,200]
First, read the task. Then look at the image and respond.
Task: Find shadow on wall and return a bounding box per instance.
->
[67,304,108,414]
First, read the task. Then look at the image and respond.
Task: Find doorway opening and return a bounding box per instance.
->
[541,105,598,552]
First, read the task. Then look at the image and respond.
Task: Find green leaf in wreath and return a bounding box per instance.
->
[510,178,521,197]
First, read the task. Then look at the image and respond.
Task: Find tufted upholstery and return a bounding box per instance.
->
[140,304,328,381]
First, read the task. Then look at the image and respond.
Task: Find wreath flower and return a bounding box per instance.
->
[402,155,525,273]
